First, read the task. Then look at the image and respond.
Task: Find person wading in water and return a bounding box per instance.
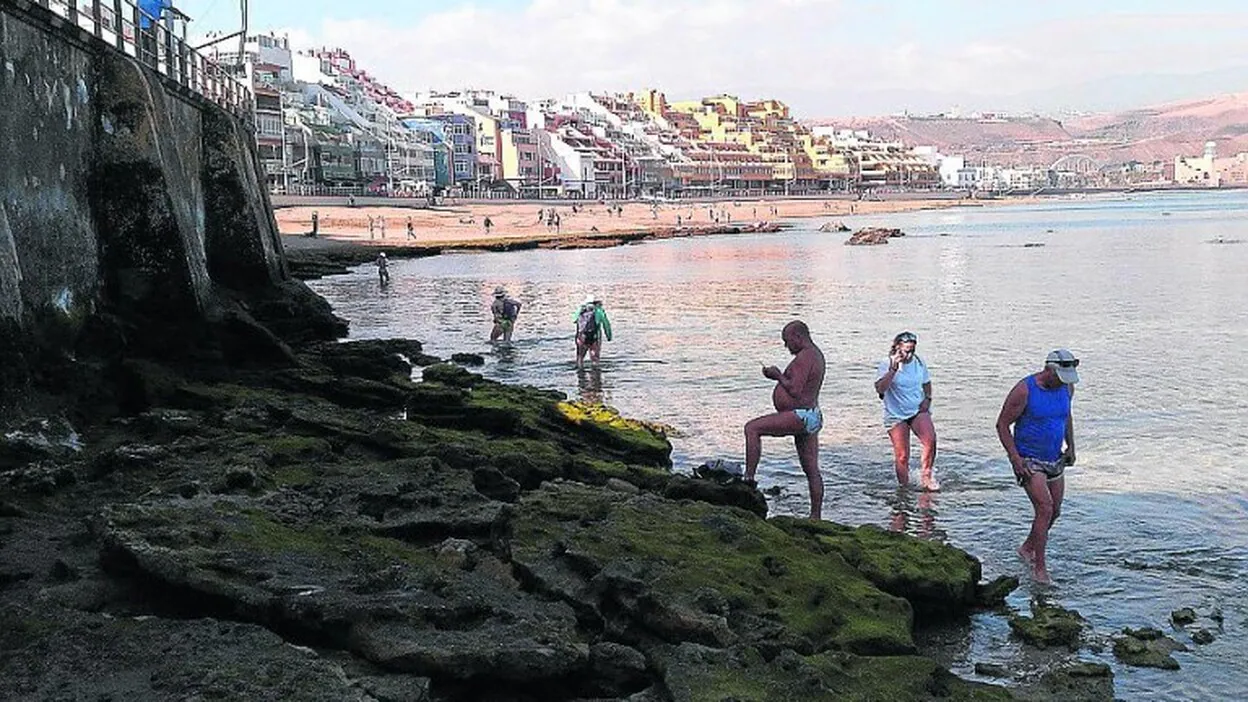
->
[996,349,1080,585]
[744,320,827,520]
[875,331,939,491]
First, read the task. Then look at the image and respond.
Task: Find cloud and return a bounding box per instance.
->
[267,1,1248,117]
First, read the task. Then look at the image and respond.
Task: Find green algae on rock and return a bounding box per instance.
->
[510,481,915,656]
[1008,600,1086,650]
[772,518,1012,621]
[1013,662,1114,702]
[654,643,1011,702]
[94,498,589,683]
[1112,627,1187,670]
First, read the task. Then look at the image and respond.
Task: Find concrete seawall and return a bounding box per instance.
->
[0,0,335,398]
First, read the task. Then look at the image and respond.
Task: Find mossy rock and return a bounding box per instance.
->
[421,363,482,388]
[94,497,587,683]
[555,401,673,465]
[655,644,1011,702]
[1112,627,1186,670]
[1014,661,1114,702]
[0,606,390,701]
[1008,600,1086,650]
[774,518,992,621]
[511,482,914,655]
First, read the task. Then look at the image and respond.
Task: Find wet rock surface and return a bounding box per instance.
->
[0,331,1027,699]
[1008,600,1086,650]
[1112,627,1187,670]
[845,227,906,246]
[1014,662,1114,702]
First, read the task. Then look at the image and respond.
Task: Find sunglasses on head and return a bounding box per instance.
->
[896,333,917,343]
[1049,359,1080,368]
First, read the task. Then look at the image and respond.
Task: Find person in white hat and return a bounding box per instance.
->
[375,252,390,285]
[996,348,1080,585]
[489,286,521,342]
[573,295,611,369]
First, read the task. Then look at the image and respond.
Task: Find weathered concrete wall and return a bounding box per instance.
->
[0,1,323,396]
[0,9,99,326]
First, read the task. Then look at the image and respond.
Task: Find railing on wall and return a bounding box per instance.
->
[20,0,251,116]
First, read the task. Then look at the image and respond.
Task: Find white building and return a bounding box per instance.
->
[1174,141,1221,186]
[939,155,966,188]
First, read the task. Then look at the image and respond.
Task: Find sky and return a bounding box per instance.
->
[179,0,1248,118]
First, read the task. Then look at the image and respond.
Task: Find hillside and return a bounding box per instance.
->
[810,90,1248,167]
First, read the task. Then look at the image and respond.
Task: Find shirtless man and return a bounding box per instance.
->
[744,320,827,519]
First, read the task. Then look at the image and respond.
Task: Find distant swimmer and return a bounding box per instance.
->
[744,321,826,520]
[996,349,1080,585]
[490,286,521,342]
[874,331,939,491]
[574,296,612,369]
[376,252,390,285]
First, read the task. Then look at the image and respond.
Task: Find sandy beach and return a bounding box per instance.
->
[275,196,1008,249]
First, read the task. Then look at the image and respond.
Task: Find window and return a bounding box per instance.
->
[257,114,283,137]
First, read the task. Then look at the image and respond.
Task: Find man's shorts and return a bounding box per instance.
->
[1016,456,1066,486]
[794,407,823,435]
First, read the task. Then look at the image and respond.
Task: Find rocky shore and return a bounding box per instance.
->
[0,272,1046,700]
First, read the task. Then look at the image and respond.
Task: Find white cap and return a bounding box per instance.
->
[1045,349,1080,384]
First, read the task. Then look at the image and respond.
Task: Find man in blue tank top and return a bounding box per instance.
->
[996,349,1080,585]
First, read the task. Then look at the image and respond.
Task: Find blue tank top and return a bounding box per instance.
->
[1013,375,1071,462]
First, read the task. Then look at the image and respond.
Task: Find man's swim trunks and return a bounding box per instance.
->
[794,407,823,435]
[1016,456,1065,486]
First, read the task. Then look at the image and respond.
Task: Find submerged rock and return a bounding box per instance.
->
[451,352,486,367]
[1113,627,1187,669]
[1008,600,1086,650]
[1015,661,1114,702]
[1170,607,1197,626]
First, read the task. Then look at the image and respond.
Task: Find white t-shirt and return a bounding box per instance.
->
[877,356,930,424]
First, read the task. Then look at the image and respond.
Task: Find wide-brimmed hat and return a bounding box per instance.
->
[1045,349,1080,385]
[494,286,506,297]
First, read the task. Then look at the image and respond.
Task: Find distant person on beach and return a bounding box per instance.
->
[744,320,827,520]
[574,296,612,369]
[308,210,319,237]
[379,216,386,239]
[875,332,939,491]
[376,252,390,285]
[348,194,356,207]
[996,349,1080,585]
[483,216,494,234]
[406,217,415,240]
[490,286,521,342]
[367,215,376,240]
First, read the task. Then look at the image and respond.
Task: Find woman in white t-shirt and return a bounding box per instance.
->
[874,331,939,491]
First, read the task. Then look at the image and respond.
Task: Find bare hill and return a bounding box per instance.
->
[810,90,1248,166]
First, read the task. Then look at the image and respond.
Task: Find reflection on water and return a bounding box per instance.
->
[310,192,1248,700]
[888,488,941,541]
